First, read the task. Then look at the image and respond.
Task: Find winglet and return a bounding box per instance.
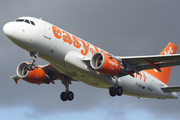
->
[11,75,21,84]
[145,42,178,85]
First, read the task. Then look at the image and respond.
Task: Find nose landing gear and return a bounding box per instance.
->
[27,51,39,70]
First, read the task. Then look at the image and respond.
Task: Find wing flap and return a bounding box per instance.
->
[136,60,180,71]
[161,86,180,92]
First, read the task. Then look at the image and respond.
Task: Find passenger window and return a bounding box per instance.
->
[25,19,30,24]
[30,21,35,26]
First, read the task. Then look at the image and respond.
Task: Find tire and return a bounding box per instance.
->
[27,64,31,71]
[116,86,123,96]
[26,64,35,71]
[30,64,35,70]
[109,87,116,97]
[67,91,74,101]
[60,92,67,101]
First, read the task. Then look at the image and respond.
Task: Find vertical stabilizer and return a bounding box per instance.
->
[145,42,178,85]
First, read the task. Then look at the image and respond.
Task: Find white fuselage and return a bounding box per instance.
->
[3,17,177,99]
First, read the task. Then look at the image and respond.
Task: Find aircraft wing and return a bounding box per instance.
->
[38,64,60,74]
[161,86,180,92]
[39,64,78,81]
[115,54,180,74]
[38,64,65,80]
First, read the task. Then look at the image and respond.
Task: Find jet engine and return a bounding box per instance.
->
[90,52,121,76]
[16,62,50,84]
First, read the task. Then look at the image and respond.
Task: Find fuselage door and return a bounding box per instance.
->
[42,21,51,39]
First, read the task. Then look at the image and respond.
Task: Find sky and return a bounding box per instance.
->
[1,0,180,120]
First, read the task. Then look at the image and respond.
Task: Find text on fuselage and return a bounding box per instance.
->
[52,26,106,56]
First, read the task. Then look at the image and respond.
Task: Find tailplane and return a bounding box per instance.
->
[145,42,178,85]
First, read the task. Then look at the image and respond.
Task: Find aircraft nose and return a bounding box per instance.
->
[3,22,13,37]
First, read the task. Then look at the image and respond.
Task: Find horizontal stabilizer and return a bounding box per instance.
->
[161,86,180,92]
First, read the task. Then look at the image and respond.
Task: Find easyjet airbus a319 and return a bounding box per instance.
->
[3,17,180,101]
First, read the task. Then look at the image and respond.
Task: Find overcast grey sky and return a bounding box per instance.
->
[1,0,180,120]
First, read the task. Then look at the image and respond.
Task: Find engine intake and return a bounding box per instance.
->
[90,52,121,76]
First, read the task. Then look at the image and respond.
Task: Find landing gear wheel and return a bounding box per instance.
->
[26,64,35,71]
[109,87,116,97]
[67,91,74,101]
[109,86,123,97]
[60,91,74,101]
[30,64,35,70]
[116,86,123,96]
[60,92,67,101]
[27,64,31,71]
[29,64,35,70]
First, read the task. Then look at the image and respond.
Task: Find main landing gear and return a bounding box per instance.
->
[27,51,39,71]
[109,86,123,97]
[60,75,74,101]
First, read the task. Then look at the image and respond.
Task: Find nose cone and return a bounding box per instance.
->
[3,21,34,52]
[3,22,13,37]
[3,23,11,36]
[3,22,23,44]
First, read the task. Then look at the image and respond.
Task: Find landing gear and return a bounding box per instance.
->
[60,75,74,102]
[60,91,74,101]
[109,86,123,97]
[27,51,39,70]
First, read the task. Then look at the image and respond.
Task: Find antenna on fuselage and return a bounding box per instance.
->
[40,17,42,20]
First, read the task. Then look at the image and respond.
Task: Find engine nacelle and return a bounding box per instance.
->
[16,62,50,84]
[90,52,121,76]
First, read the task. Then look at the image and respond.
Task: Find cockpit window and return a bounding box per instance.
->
[30,21,35,26]
[25,19,30,24]
[16,19,24,22]
[15,19,35,26]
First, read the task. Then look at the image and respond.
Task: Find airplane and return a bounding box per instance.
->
[3,16,180,102]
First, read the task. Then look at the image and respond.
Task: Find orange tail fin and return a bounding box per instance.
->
[145,42,178,85]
